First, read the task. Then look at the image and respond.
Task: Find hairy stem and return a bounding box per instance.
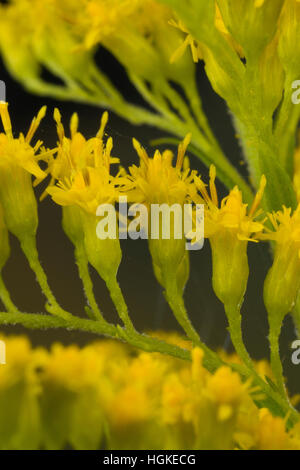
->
[75,243,108,324]
[20,235,74,321]
[0,274,19,313]
[225,304,255,372]
[106,277,136,334]
[269,321,287,398]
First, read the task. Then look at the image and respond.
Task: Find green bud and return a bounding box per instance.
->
[0,167,38,241]
[81,210,122,284]
[148,206,187,292]
[264,243,300,329]
[210,233,249,310]
[62,206,85,247]
[152,249,190,294]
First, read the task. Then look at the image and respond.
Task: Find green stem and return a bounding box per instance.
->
[166,289,200,346]
[0,311,190,362]
[0,311,298,426]
[225,304,255,373]
[164,277,219,366]
[105,277,136,334]
[269,321,287,398]
[74,244,108,324]
[0,273,19,313]
[20,235,74,321]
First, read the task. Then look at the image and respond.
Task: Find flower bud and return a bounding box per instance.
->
[210,233,249,310]
[62,206,85,247]
[262,206,300,328]
[0,102,48,241]
[81,210,122,284]
[0,165,39,240]
[150,237,188,293]
[264,243,300,329]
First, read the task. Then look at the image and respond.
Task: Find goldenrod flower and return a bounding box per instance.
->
[48,165,122,215]
[193,167,266,370]
[0,334,300,450]
[47,110,135,330]
[47,109,119,250]
[125,133,195,206]
[262,205,300,321]
[0,102,52,240]
[48,165,124,291]
[47,108,121,211]
[48,109,117,180]
[194,166,266,308]
[124,135,195,295]
[206,366,248,409]
[0,335,44,450]
[259,204,300,394]
[0,102,46,180]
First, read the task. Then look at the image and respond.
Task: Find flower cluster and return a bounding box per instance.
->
[0,103,300,407]
[1,0,300,448]
[0,333,299,450]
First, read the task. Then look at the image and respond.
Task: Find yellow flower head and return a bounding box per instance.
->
[195,165,266,242]
[0,102,55,239]
[262,205,300,247]
[47,108,118,184]
[124,134,196,205]
[0,102,49,182]
[206,366,248,407]
[41,343,104,392]
[256,408,293,450]
[262,205,300,324]
[47,109,123,214]
[195,166,266,309]
[47,165,123,215]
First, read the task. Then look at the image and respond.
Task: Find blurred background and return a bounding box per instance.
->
[0,48,299,396]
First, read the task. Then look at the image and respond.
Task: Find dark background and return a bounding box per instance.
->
[0,51,299,396]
